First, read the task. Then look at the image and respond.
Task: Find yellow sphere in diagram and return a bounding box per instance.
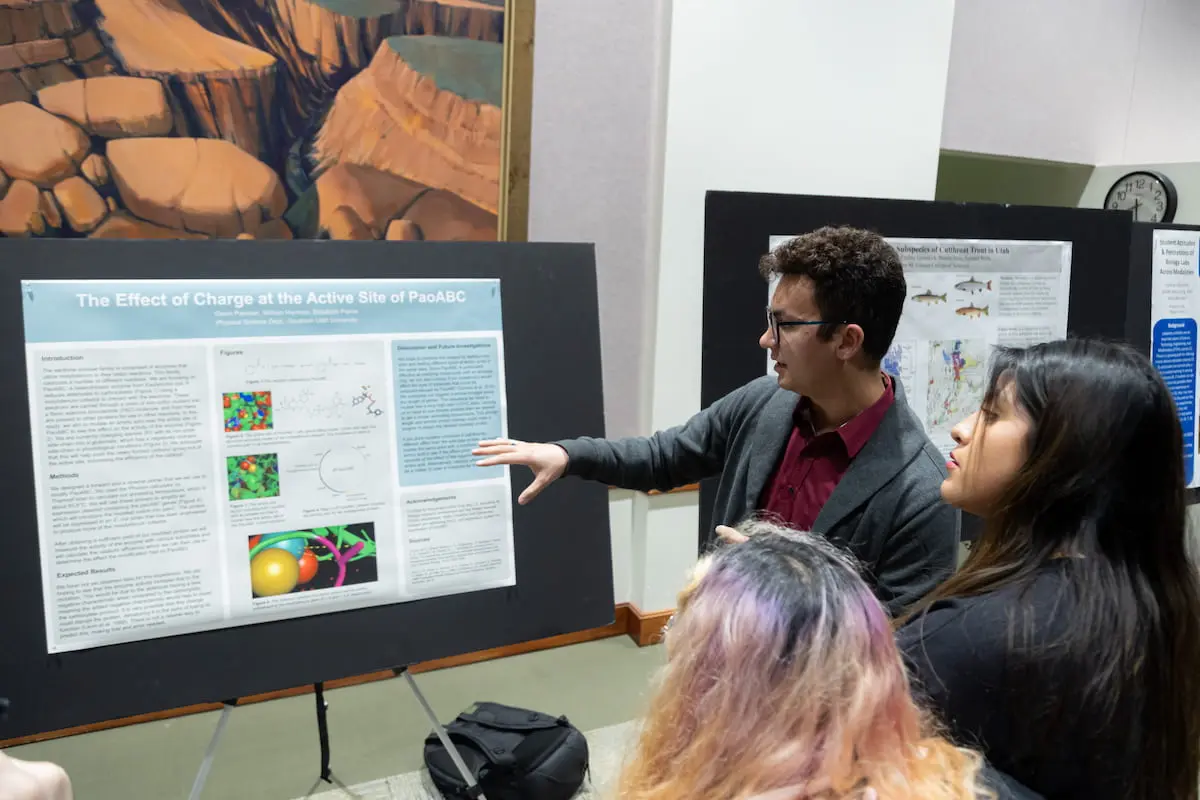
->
[251,548,300,597]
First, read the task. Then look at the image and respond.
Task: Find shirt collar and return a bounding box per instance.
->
[794,374,895,457]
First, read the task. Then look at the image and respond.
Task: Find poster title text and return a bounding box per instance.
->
[73,290,470,309]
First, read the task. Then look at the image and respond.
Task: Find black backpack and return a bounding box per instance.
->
[423,701,590,800]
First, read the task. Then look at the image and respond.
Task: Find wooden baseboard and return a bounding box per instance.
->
[0,603,658,748]
[627,604,674,646]
[611,483,699,496]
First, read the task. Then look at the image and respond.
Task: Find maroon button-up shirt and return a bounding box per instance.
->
[759,375,895,531]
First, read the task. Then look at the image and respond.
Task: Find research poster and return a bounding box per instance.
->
[22,278,516,654]
[1150,230,1199,488]
[766,236,1073,456]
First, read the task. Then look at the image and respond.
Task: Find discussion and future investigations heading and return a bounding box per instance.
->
[72,288,472,309]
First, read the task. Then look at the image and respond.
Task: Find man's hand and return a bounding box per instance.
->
[715,524,748,544]
[473,439,569,504]
[0,752,73,799]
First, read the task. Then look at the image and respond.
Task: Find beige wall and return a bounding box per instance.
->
[936,150,1094,208]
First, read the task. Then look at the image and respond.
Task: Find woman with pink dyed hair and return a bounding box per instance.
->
[614,520,1037,800]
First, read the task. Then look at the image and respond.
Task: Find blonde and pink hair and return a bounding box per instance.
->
[615,520,989,800]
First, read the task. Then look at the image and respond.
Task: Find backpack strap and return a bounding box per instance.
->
[458,702,570,732]
[440,721,523,769]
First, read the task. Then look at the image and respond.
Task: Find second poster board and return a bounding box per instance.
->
[700,191,1133,551]
[1148,227,1200,488]
[765,235,1072,457]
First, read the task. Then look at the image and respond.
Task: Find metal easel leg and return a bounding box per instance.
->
[315,682,332,783]
[188,701,235,800]
[397,668,487,800]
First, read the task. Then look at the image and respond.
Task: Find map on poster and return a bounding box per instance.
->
[766,235,1072,456]
[1149,230,1200,488]
[926,338,988,431]
[21,278,515,654]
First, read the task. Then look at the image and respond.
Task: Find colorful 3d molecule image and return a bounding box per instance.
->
[248,523,378,598]
[227,453,280,501]
[223,391,273,432]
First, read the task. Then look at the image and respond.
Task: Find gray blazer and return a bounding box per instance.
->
[556,375,960,615]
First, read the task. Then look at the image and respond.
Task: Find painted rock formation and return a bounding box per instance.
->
[184,0,504,148]
[313,162,495,240]
[0,178,43,235]
[0,101,89,186]
[37,76,173,137]
[53,176,108,232]
[91,212,207,239]
[275,0,502,77]
[314,35,501,214]
[107,137,288,237]
[0,0,504,243]
[0,0,116,103]
[94,0,280,161]
[385,218,421,240]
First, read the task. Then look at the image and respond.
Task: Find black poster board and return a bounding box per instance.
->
[0,239,613,740]
[699,191,1134,552]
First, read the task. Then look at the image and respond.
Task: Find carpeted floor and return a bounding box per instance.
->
[298,720,637,799]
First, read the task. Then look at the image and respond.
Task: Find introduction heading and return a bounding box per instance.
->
[74,289,471,309]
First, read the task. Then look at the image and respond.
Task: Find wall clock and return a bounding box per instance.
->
[1104,170,1178,223]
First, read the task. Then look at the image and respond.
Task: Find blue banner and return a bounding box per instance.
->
[1152,318,1197,484]
[21,279,502,343]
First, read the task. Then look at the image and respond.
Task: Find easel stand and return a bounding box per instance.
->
[187,670,485,800]
[395,666,487,799]
[315,681,332,782]
[187,699,235,800]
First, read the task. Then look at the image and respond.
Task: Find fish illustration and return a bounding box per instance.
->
[911,290,947,304]
[956,304,989,318]
[954,276,992,294]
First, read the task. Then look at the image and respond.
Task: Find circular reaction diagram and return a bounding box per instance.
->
[248,525,376,597]
[318,447,367,494]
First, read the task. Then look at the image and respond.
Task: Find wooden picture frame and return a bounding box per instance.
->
[500,0,535,242]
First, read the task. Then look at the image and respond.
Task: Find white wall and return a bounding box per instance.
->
[652,0,955,429]
[940,0,1142,165]
[1121,1,1200,164]
[942,0,1200,166]
[631,0,958,612]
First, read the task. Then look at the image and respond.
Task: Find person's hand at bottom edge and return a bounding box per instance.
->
[0,751,73,800]
[716,524,749,544]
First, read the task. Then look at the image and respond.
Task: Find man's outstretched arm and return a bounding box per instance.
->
[473,381,753,503]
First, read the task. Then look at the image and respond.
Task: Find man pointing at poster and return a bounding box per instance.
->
[474,226,958,614]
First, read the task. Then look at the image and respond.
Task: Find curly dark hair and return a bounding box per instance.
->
[759,226,906,363]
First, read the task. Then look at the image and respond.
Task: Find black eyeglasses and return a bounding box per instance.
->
[765,307,844,343]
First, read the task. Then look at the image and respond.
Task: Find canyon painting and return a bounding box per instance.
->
[0,0,518,242]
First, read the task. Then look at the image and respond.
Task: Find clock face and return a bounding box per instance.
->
[1105,173,1174,222]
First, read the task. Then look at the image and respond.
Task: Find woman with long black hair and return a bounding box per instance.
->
[896,338,1200,799]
